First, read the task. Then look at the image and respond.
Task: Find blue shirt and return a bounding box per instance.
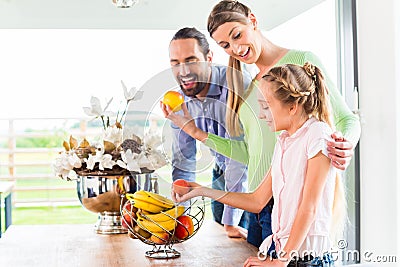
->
[171,65,250,226]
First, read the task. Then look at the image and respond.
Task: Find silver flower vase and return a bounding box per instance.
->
[76,173,158,234]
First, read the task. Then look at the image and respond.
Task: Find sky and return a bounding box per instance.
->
[0,0,336,129]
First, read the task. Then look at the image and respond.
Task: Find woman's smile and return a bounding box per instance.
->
[238,47,250,60]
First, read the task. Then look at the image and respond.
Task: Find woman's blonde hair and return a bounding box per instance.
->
[263,63,347,241]
[207,0,253,136]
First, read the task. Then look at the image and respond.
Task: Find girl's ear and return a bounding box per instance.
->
[248,13,258,29]
[289,102,298,115]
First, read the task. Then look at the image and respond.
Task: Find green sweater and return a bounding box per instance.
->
[205,50,361,191]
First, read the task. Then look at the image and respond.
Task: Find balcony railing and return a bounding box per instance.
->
[0,116,214,208]
[0,117,104,207]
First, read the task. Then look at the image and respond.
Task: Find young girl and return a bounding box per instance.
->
[172,63,344,267]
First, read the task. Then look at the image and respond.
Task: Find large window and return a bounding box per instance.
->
[0,1,360,263]
[268,0,338,84]
[265,0,359,264]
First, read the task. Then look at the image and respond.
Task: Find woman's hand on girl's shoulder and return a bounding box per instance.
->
[327,131,354,170]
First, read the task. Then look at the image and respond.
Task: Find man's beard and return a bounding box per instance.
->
[178,73,208,97]
[180,82,207,97]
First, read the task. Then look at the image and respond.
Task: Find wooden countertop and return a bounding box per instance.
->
[0,220,258,267]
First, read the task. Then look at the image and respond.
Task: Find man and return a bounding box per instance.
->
[162,27,250,238]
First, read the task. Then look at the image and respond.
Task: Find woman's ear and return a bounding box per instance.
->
[248,13,258,29]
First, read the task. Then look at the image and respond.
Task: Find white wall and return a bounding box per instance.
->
[0,0,324,31]
[397,0,400,263]
[357,0,400,264]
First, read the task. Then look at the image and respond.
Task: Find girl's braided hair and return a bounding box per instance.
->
[262,62,333,127]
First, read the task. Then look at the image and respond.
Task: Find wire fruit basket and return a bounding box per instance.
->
[120,190,205,259]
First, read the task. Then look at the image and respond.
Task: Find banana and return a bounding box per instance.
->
[141,205,185,223]
[117,176,125,194]
[131,190,174,209]
[136,212,177,233]
[138,209,152,215]
[144,191,175,209]
[133,224,152,239]
[126,191,175,213]
[130,198,166,213]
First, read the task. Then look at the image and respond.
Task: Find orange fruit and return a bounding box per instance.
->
[150,232,170,244]
[162,91,184,112]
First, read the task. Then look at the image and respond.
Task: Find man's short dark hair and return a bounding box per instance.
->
[171,27,210,58]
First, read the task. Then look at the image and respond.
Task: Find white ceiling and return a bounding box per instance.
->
[0,0,325,30]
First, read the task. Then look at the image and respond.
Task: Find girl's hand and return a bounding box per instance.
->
[327,131,354,170]
[243,256,288,267]
[171,181,203,203]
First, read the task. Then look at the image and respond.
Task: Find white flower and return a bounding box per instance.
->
[85,143,103,170]
[83,142,116,170]
[135,150,166,170]
[137,153,152,169]
[98,154,115,170]
[103,125,123,145]
[143,131,164,149]
[91,141,104,156]
[84,154,97,170]
[53,151,82,179]
[83,96,115,118]
[121,80,144,102]
[145,150,167,170]
[117,149,141,173]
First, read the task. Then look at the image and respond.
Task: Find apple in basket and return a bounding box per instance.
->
[121,201,137,229]
[173,179,191,196]
[174,215,194,240]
